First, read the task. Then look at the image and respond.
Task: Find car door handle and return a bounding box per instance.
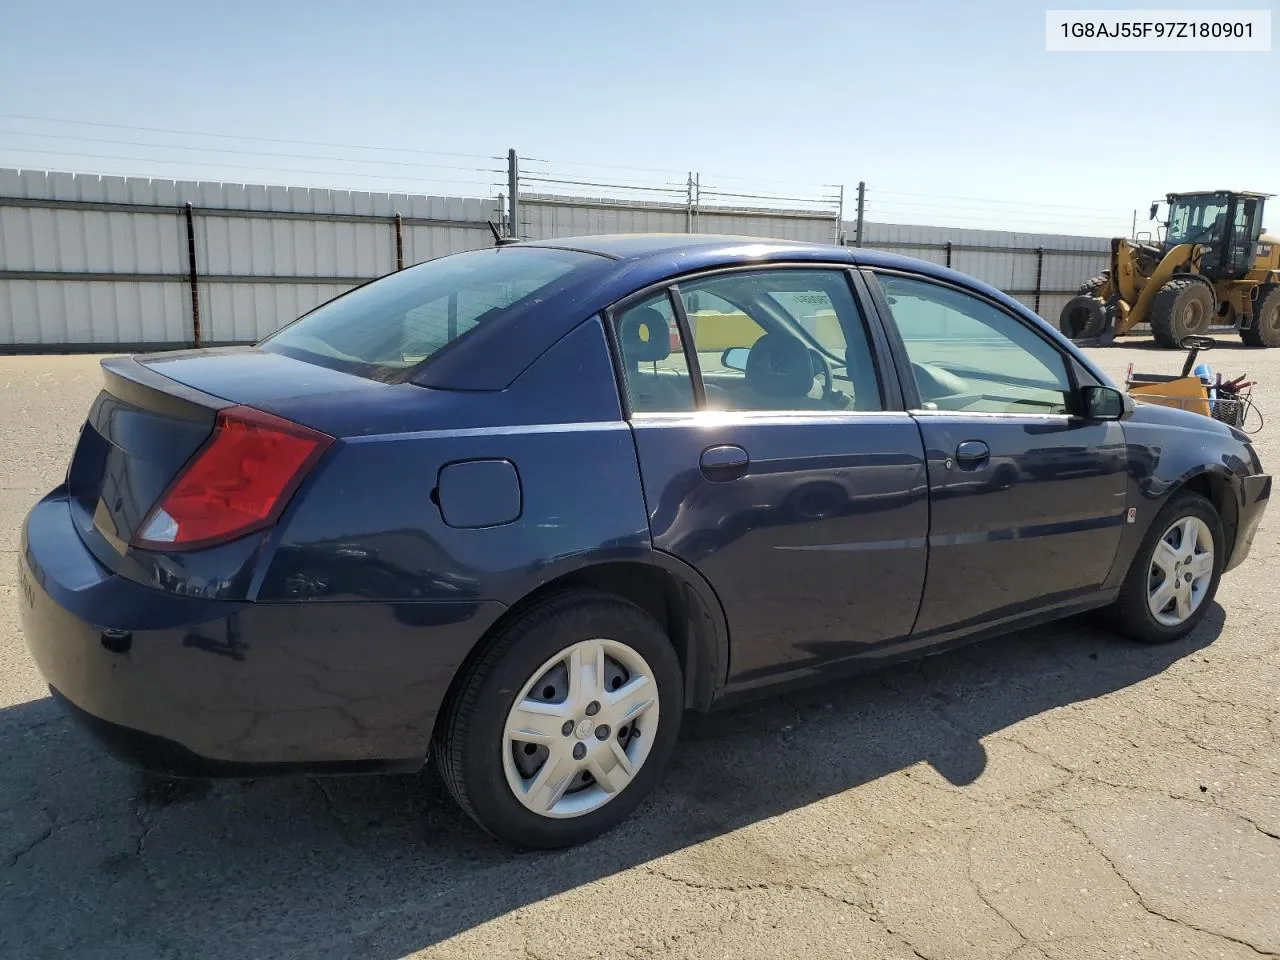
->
[700,444,749,482]
[955,440,990,467]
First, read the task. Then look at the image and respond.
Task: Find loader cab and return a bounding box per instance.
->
[1161,191,1269,282]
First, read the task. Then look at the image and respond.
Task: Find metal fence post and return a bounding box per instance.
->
[1034,246,1045,314]
[183,202,201,347]
[945,241,953,268]
[854,181,866,248]
[394,213,404,270]
[686,173,694,233]
[507,149,519,239]
[837,184,845,244]
[693,173,700,233]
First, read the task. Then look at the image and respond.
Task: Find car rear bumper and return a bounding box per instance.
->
[19,490,505,775]
[1226,473,1271,573]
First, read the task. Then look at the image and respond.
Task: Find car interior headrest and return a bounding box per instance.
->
[618,307,672,364]
[745,332,815,399]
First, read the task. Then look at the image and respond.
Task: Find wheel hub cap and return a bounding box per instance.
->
[1147,515,1213,627]
[502,637,659,819]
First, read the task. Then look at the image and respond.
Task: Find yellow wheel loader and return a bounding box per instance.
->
[1061,190,1280,348]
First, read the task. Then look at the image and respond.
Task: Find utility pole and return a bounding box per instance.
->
[854,181,866,248]
[686,172,694,233]
[1132,208,1137,239]
[507,149,519,239]
[837,184,845,244]
[693,173,700,234]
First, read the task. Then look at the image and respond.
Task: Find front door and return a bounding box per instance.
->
[868,271,1128,641]
[610,267,929,690]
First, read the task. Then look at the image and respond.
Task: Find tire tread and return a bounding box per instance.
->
[1149,277,1213,348]
[1240,285,1280,347]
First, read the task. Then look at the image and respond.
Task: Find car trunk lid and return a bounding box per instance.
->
[67,357,229,561]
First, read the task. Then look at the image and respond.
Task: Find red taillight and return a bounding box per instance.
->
[133,405,333,552]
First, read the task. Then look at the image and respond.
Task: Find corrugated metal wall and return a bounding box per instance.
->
[0,168,498,348]
[855,221,1110,325]
[1,168,1112,350]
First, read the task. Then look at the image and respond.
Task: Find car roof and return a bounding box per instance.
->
[420,234,1107,391]
[520,232,849,261]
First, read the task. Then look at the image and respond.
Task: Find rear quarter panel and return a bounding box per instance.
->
[254,317,655,606]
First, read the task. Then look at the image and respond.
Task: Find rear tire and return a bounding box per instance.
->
[1060,295,1107,339]
[1111,492,1223,644]
[1149,278,1214,347]
[1240,286,1280,347]
[434,591,684,849]
[1077,272,1110,296]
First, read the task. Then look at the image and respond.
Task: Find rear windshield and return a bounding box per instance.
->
[260,247,596,381]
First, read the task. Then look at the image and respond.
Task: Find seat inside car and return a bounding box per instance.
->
[618,307,692,411]
[744,332,827,409]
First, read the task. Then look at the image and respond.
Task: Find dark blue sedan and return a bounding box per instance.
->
[18,234,1271,848]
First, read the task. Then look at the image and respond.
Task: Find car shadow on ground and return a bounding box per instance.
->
[0,610,1221,958]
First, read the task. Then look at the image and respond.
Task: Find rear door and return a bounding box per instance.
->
[864,270,1128,642]
[610,266,930,692]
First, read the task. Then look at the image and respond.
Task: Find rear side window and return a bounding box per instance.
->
[261,247,596,381]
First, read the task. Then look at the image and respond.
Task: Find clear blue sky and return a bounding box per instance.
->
[1,0,1276,236]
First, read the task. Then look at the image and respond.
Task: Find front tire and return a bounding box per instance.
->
[1149,278,1214,347]
[1112,493,1223,644]
[434,591,684,848]
[1240,286,1280,347]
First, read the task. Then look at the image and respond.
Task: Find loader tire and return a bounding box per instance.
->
[1240,286,1280,347]
[1060,295,1107,340]
[1149,278,1214,348]
[1077,272,1110,296]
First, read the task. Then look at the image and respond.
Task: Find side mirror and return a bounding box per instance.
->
[1081,384,1133,421]
[1149,202,1159,220]
[721,347,750,372]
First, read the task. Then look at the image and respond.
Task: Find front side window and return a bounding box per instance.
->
[875,273,1073,415]
[261,247,596,381]
[1167,196,1230,246]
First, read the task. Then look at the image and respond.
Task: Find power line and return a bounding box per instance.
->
[700,189,840,206]
[520,156,692,178]
[866,198,1124,224]
[523,157,840,194]
[0,129,502,174]
[0,147,501,191]
[865,210,1126,235]
[868,210,1129,231]
[521,175,686,194]
[0,113,496,161]
[870,187,1122,215]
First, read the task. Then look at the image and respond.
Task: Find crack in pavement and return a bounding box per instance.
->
[1056,814,1278,958]
[128,797,165,895]
[4,822,53,868]
[645,863,946,959]
[963,833,1032,950]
